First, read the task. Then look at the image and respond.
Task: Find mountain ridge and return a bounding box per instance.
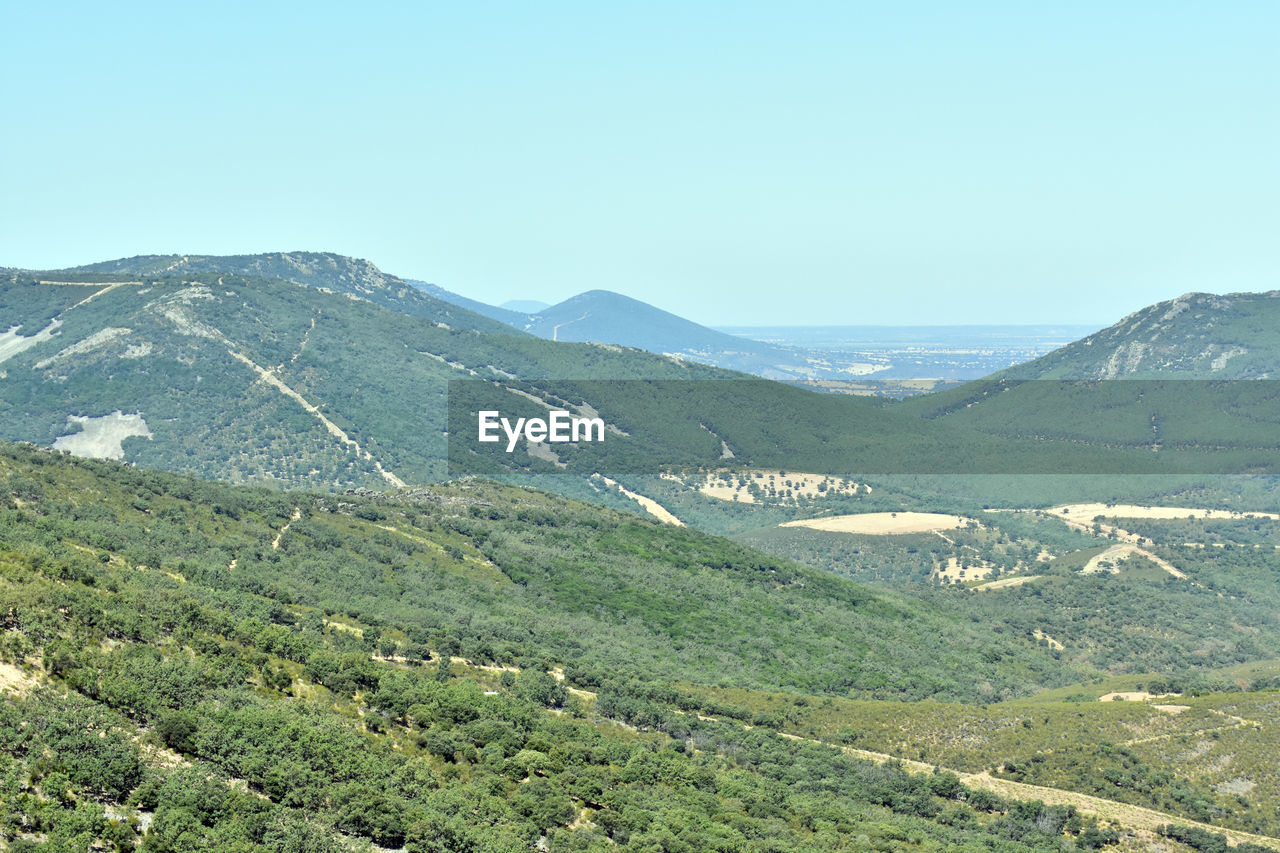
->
[59,251,525,337]
[1007,288,1280,379]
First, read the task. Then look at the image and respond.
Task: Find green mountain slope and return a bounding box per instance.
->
[0,270,734,489]
[888,292,1280,464]
[0,444,1121,851]
[7,268,1214,499]
[0,443,1075,701]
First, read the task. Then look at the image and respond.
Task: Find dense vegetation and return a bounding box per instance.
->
[0,444,1178,851]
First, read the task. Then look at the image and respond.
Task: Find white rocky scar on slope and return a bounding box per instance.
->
[53,412,153,460]
[34,327,134,368]
[1210,346,1246,371]
[149,286,222,339]
[1,281,146,368]
[0,319,63,365]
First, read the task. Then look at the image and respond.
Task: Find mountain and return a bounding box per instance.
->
[61,251,521,336]
[523,289,824,380]
[406,283,857,381]
[7,269,1280,848]
[1007,289,1280,379]
[0,266,734,490]
[883,289,1280,464]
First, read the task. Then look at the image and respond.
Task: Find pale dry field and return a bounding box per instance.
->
[693,469,868,504]
[1052,503,1280,522]
[781,511,974,535]
[1099,691,1180,703]
[934,556,997,583]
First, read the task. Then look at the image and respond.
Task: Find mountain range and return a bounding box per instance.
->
[4,253,1279,495]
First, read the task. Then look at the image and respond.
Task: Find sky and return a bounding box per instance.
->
[3,2,1277,326]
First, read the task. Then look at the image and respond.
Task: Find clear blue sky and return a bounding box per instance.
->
[3,2,1276,325]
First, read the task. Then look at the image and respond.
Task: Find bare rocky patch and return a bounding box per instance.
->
[52,411,153,460]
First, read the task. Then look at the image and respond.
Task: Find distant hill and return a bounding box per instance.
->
[410,284,867,380]
[523,289,827,380]
[7,255,1278,494]
[1007,290,1280,379]
[897,289,1280,459]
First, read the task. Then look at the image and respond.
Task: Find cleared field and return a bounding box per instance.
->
[934,555,997,583]
[781,511,974,535]
[690,469,867,504]
[1099,691,1179,702]
[1052,503,1280,522]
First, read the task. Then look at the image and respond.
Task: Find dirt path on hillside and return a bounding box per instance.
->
[1,281,142,366]
[271,507,302,550]
[551,312,588,342]
[227,350,406,488]
[594,475,684,526]
[767,731,1280,849]
[1082,543,1187,579]
[1122,707,1259,747]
